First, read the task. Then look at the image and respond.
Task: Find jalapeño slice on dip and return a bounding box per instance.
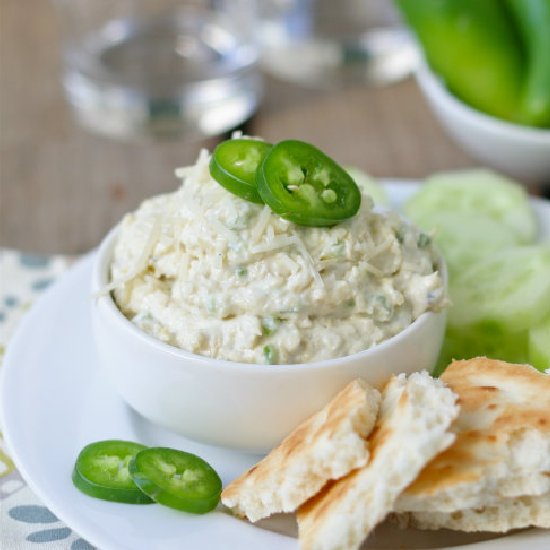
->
[209,139,272,204]
[257,140,361,227]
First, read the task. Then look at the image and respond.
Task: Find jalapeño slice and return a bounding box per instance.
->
[257,140,361,226]
[72,440,153,504]
[129,447,222,514]
[210,139,272,203]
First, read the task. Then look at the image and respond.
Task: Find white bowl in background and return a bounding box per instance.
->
[416,63,550,182]
[91,226,446,453]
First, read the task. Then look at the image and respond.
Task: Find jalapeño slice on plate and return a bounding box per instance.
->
[129,447,222,514]
[257,140,361,226]
[72,440,153,504]
[210,139,272,203]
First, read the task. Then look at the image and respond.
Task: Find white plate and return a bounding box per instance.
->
[2,182,549,550]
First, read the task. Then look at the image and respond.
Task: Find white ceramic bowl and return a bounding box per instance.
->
[417,64,550,182]
[91,226,446,453]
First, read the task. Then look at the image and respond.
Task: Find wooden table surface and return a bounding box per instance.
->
[0,0,488,255]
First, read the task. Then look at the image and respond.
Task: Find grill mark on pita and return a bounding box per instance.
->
[447,386,500,410]
[280,423,310,458]
[367,389,410,461]
[299,475,351,523]
[366,390,411,463]
[406,462,479,495]
[368,425,391,461]
[466,431,499,443]
[494,410,550,432]
[398,388,409,407]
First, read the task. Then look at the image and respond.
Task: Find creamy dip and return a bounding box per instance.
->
[111,150,445,364]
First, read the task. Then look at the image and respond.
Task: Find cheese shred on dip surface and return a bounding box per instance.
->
[111,150,445,365]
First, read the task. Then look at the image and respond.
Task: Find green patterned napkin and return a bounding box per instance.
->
[0,250,95,550]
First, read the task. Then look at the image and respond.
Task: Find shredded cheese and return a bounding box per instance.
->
[250,205,272,243]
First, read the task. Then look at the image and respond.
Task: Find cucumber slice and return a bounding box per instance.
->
[411,210,522,277]
[345,167,389,207]
[404,170,537,243]
[448,245,550,332]
[435,324,529,376]
[529,317,550,372]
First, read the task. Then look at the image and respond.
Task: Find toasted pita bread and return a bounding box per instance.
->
[396,358,550,514]
[397,493,550,532]
[297,371,459,550]
[221,379,381,522]
[396,471,550,512]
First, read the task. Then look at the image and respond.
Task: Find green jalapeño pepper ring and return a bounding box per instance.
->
[129,447,222,514]
[209,139,272,203]
[257,140,361,227]
[72,440,153,504]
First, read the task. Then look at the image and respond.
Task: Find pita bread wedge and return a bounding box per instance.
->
[297,371,459,550]
[396,358,550,514]
[221,379,381,522]
[397,493,550,532]
[398,472,550,512]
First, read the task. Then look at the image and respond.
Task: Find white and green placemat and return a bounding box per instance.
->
[0,249,95,550]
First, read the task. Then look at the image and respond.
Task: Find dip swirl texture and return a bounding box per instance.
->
[111,151,445,364]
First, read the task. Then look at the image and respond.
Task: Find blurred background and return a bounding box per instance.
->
[1,0,548,255]
[1,4,549,543]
